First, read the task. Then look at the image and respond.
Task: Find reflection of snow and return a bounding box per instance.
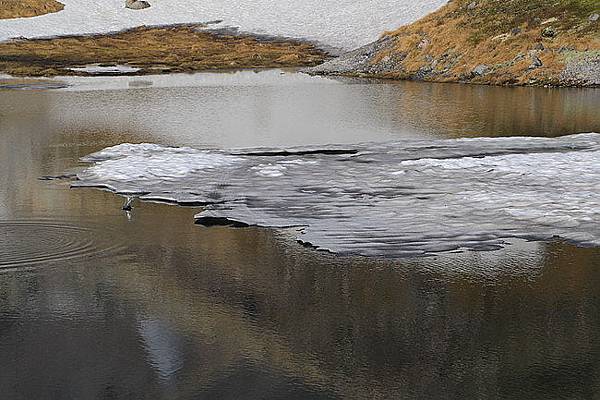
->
[55,69,338,92]
[0,0,447,50]
[0,198,7,218]
[75,133,600,257]
[425,239,547,281]
[138,318,185,380]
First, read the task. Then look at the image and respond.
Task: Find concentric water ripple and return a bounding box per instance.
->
[0,220,124,270]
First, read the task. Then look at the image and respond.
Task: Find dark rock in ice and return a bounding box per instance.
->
[39,174,77,181]
[195,217,250,228]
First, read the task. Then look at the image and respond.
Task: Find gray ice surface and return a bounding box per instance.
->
[74,133,600,257]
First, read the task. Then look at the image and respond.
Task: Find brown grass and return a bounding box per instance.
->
[0,0,64,19]
[370,0,599,86]
[0,25,327,76]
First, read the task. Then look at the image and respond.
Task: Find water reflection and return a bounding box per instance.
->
[369,80,600,138]
[2,204,599,399]
[1,71,599,150]
[1,73,600,399]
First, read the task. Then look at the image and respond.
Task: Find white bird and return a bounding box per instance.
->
[122,196,135,211]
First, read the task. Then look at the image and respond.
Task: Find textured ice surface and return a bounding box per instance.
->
[74,133,600,257]
[0,0,447,50]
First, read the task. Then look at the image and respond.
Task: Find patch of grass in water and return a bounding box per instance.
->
[0,25,328,77]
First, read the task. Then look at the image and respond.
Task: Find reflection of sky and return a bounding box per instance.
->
[0,199,7,218]
[2,72,600,154]
[138,318,185,381]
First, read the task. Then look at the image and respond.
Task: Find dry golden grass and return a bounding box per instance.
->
[370,0,599,86]
[0,25,327,76]
[0,0,64,19]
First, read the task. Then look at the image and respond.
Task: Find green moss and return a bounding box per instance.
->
[458,0,599,38]
[563,49,600,62]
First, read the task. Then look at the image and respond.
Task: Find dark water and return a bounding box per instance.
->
[2,71,600,399]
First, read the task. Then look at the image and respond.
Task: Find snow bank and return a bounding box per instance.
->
[0,0,447,50]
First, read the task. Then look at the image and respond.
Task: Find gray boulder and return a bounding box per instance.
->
[125,0,151,10]
[529,53,543,69]
[541,26,557,38]
[472,64,489,76]
[304,36,396,76]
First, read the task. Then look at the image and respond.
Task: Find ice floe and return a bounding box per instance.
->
[67,64,141,74]
[73,133,600,257]
[0,0,447,50]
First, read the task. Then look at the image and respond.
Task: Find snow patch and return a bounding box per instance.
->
[0,0,447,50]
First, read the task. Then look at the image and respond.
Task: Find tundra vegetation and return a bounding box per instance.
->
[0,25,327,76]
[311,0,600,87]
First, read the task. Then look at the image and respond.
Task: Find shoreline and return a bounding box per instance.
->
[307,40,600,89]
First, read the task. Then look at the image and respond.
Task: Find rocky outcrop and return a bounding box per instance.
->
[306,36,396,75]
[561,51,600,86]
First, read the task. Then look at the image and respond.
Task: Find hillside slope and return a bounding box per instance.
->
[310,0,600,87]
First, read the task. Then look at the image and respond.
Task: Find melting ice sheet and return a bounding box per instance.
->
[74,133,600,257]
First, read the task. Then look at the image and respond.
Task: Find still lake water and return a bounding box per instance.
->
[2,70,600,399]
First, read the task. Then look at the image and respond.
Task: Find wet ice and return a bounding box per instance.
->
[73,133,600,257]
